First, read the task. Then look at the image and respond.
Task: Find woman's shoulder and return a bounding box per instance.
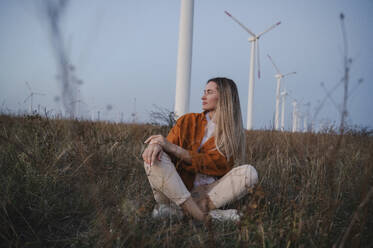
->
[177,112,205,124]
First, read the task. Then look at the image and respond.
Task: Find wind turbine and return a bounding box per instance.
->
[225,11,280,130]
[69,89,86,119]
[267,55,296,130]
[131,98,137,123]
[23,82,45,114]
[69,99,86,119]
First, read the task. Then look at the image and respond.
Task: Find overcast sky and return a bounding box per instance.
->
[0,0,372,130]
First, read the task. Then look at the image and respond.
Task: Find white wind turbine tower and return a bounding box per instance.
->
[70,99,85,119]
[280,89,288,131]
[225,11,281,130]
[303,102,311,132]
[174,0,194,118]
[23,82,45,114]
[69,89,86,119]
[292,99,298,132]
[267,55,296,130]
[297,111,305,132]
[302,113,307,132]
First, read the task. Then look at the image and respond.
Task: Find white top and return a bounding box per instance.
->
[193,113,217,188]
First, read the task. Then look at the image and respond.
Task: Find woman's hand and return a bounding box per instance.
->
[142,143,163,166]
[144,135,171,151]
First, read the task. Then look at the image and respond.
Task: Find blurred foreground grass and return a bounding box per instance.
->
[0,114,372,247]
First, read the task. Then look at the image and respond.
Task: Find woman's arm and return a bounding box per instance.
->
[144,135,192,163]
[144,135,233,176]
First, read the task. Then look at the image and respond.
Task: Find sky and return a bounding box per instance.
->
[0,0,372,130]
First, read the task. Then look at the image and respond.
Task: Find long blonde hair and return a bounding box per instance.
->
[208,77,246,164]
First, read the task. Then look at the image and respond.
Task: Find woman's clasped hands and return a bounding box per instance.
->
[142,135,170,166]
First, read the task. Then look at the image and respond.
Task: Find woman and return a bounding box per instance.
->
[142,77,258,222]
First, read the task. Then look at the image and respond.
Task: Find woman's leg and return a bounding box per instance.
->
[190,184,211,212]
[144,152,190,205]
[144,152,207,221]
[206,164,258,209]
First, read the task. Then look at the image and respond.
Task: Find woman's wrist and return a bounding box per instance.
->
[162,141,176,155]
[165,141,175,154]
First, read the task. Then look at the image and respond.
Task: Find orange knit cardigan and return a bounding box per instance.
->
[166,111,234,191]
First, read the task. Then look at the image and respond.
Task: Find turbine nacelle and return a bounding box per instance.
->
[281,91,288,97]
[275,74,283,79]
[248,36,257,42]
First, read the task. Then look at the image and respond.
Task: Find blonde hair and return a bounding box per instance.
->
[208,77,246,164]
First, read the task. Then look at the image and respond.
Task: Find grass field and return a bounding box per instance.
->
[0,114,372,247]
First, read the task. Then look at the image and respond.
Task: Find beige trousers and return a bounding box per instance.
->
[144,152,258,208]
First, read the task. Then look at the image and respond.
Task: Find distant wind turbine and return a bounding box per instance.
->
[131,98,137,123]
[69,89,86,119]
[23,82,45,114]
[267,54,296,131]
[69,99,86,119]
[225,11,280,130]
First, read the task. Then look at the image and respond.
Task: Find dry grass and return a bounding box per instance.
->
[0,114,372,247]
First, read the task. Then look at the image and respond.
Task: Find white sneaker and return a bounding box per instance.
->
[152,204,184,220]
[209,209,241,222]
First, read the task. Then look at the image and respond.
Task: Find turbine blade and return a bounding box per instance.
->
[283,71,296,77]
[257,21,281,38]
[24,95,31,103]
[25,81,32,91]
[267,54,281,74]
[347,78,363,98]
[224,11,256,37]
[34,92,46,96]
[320,82,341,113]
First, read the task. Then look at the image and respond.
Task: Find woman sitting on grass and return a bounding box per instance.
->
[142,77,258,222]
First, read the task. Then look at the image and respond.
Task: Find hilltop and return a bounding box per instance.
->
[0,114,372,247]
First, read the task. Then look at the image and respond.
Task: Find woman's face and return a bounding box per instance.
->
[202,81,219,112]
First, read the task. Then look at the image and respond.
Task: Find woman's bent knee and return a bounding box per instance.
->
[230,164,258,187]
[242,164,258,188]
[143,152,176,181]
[144,152,172,170]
